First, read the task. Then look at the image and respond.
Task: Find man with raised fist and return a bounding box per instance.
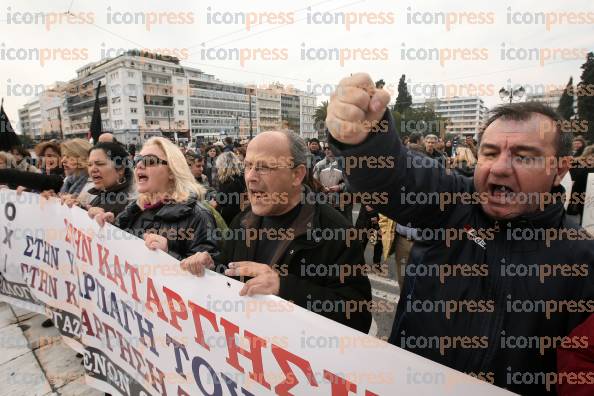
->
[327,73,594,395]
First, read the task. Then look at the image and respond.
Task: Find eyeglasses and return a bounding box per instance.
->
[244,161,298,175]
[134,154,168,168]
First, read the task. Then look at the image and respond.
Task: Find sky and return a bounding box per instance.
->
[1,0,593,129]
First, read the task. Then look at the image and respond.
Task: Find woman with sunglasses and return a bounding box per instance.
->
[92,137,219,260]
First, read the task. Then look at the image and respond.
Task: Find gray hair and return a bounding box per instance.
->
[280,130,310,168]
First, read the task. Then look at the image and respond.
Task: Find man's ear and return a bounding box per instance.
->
[553,156,571,186]
[293,164,307,187]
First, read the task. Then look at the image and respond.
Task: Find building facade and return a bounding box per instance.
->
[19,50,317,144]
[411,96,488,136]
[527,89,578,116]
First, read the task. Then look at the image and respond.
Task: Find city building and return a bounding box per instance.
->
[411,96,488,136]
[19,50,317,144]
[527,88,578,116]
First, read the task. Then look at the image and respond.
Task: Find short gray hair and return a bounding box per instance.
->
[280,130,310,168]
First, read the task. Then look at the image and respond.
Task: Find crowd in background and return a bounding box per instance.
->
[1,105,594,395]
[1,130,593,277]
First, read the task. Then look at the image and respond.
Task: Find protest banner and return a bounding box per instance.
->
[0,190,511,395]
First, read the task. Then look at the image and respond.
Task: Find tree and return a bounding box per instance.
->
[557,77,575,120]
[392,107,449,139]
[393,74,412,113]
[314,100,328,131]
[577,52,594,142]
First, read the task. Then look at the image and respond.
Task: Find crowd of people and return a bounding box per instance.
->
[0,73,593,394]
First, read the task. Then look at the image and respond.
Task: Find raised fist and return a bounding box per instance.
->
[326,73,390,145]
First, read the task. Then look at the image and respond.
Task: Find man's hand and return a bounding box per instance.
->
[224,261,280,296]
[180,252,214,277]
[326,73,391,145]
[144,233,168,252]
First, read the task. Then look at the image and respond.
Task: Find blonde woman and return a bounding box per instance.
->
[92,137,219,260]
[452,146,477,177]
[214,151,246,224]
[59,138,92,195]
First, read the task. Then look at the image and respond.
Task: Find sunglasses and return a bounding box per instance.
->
[134,154,168,167]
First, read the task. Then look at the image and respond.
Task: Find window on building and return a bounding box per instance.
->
[129,96,137,102]
[128,71,135,78]
[131,119,138,125]
[178,110,184,116]
[178,100,184,105]
[130,108,137,113]
[111,97,121,104]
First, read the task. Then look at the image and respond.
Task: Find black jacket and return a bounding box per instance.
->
[87,178,135,217]
[114,195,219,260]
[330,110,594,395]
[215,173,246,225]
[0,168,64,192]
[214,197,373,333]
[567,158,594,216]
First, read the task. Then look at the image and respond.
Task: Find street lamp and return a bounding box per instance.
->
[499,86,525,104]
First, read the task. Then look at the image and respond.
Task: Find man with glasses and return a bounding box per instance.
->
[180,130,373,333]
[325,73,594,395]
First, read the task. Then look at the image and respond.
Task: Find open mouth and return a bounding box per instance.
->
[249,189,266,200]
[488,183,516,201]
[136,171,149,184]
[91,175,103,183]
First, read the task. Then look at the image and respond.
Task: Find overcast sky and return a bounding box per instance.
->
[1,0,592,127]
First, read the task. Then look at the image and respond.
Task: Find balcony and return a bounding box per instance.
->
[144,96,173,107]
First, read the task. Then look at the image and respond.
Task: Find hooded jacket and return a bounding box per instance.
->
[329,110,594,395]
[115,194,219,260]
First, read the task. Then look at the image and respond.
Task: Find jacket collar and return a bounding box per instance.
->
[153,194,199,222]
[239,186,319,263]
[503,185,566,230]
[87,178,131,196]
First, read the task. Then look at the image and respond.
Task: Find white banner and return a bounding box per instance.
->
[0,190,511,396]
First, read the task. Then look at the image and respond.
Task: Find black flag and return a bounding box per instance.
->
[0,99,21,151]
[90,81,103,142]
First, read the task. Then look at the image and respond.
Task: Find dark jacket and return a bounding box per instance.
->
[567,158,594,216]
[87,178,135,217]
[214,196,373,333]
[114,195,219,260]
[0,167,64,192]
[215,173,246,225]
[453,161,475,177]
[330,110,594,395]
[557,313,594,396]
